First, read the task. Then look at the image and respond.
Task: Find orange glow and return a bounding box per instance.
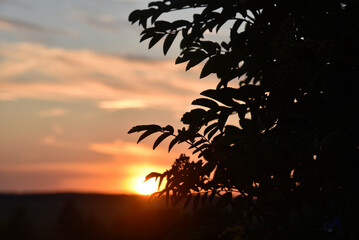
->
[135,176,158,195]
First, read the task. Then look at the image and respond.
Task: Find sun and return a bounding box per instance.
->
[135,176,158,195]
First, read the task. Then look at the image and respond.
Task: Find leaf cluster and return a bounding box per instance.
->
[128,0,359,239]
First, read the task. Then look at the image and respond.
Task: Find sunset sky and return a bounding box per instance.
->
[0,0,217,194]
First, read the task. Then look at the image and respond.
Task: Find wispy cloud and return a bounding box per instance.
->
[89,139,178,165]
[0,42,216,113]
[76,12,122,32]
[0,16,74,35]
[98,100,146,110]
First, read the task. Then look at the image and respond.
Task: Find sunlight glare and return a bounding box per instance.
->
[135,176,158,195]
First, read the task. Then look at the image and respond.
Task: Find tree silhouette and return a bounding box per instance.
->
[128,1,359,239]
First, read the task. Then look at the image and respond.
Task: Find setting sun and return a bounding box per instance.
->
[135,176,159,195]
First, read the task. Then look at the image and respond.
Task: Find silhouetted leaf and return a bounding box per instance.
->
[145,172,161,182]
[137,128,161,143]
[204,122,218,136]
[154,20,171,30]
[153,132,171,149]
[128,124,161,134]
[148,1,164,8]
[201,88,236,106]
[192,143,209,155]
[181,108,206,124]
[158,174,165,190]
[149,33,165,49]
[185,51,207,71]
[163,31,178,55]
[163,125,174,134]
[168,135,181,152]
[172,20,190,29]
[188,138,207,149]
[230,19,243,38]
[218,108,232,131]
[192,98,219,109]
[128,10,142,23]
[200,57,217,78]
[207,126,219,140]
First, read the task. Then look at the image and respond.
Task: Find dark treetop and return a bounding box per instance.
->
[128,1,359,239]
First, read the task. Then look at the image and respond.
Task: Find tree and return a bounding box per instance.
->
[128,0,359,239]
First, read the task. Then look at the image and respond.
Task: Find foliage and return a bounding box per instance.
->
[128,0,359,239]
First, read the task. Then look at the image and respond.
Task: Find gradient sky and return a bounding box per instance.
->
[0,0,218,194]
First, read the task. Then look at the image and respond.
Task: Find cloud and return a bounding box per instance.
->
[38,108,67,117]
[98,100,146,110]
[78,13,122,32]
[0,42,216,114]
[89,139,177,165]
[0,16,73,35]
[0,137,174,193]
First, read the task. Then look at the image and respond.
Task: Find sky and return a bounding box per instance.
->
[0,0,218,194]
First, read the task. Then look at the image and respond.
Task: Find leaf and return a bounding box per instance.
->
[192,143,210,155]
[128,124,161,134]
[150,10,161,24]
[192,98,219,109]
[137,129,160,143]
[163,125,174,134]
[200,41,220,55]
[181,108,206,124]
[149,33,165,49]
[158,174,165,190]
[139,17,147,28]
[175,56,189,64]
[218,108,232,131]
[230,19,243,38]
[207,126,219,140]
[202,161,216,175]
[148,1,164,8]
[200,57,217,78]
[198,148,211,159]
[234,85,263,101]
[204,122,218,136]
[128,10,142,23]
[216,18,228,32]
[140,31,154,42]
[185,51,208,71]
[145,172,161,182]
[172,20,190,29]
[221,41,230,51]
[201,88,237,106]
[188,138,207,149]
[168,135,181,152]
[153,132,171,149]
[154,20,171,31]
[163,31,178,55]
